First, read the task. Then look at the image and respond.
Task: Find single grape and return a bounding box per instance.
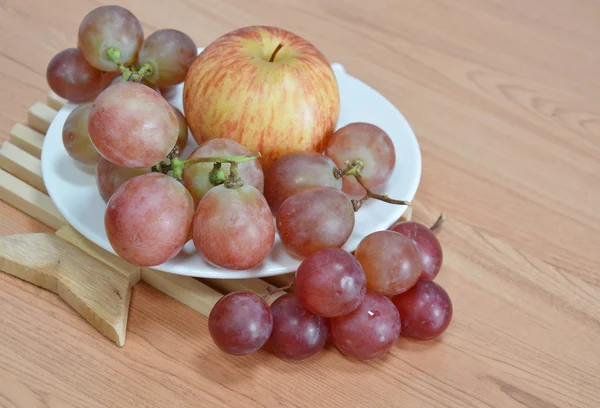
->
[77,5,144,71]
[355,230,421,296]
[171,104,189,156]
[389,221,443,281]
[137,29,197,87]
[277,187,354,257]
[295,248,366,317]
[46,48,104,102]
[105,173,194,266]
[330,291,401,360]
[266,293,329,360]
[182,139,264,204]
[392,281,452,340]
[325,122,396,197]
[264,152,342,213]
[88,82,178,168]
[192,185,274,270]
[95,156,149,202]
[62,103,99,165]
[209,291,273,355]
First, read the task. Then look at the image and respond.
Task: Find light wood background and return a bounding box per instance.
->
[1,0,599,407]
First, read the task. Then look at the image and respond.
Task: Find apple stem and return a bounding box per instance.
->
[430,213,445,233]
[269,43,284,62]
[334,160,412,210]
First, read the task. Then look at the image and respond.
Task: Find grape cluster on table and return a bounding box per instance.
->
[47,6,454,361]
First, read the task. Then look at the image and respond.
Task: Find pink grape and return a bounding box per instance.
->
[137,29,197,87]
[192,185,274,270]
[355,231,421,296]
[105,173,194,266]
[295,248,366,317]
[264,152,342,213]
[88,82,178,168]
[325,122,396,197]
[389,221,443,281]
[330,291,401,360]
[209,291,273,355]
[392,281,453,340]
[78,5,144,71]
[171,104,189,156]
[182,139,264,204]
[46,48,104,102]
[62,103,99,165]
[277,187,354,257]
[95,156,149,202]
[266,293,329,360]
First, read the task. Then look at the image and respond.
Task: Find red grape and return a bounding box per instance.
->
[78,5,144,71]
[266,293,329,360]
[95,156,149,202]
[46,48,104,102]
[137,29,197,87]
[171,104,189,156]
[264,152,342,213]
[105,173,194,266]
[88,82,178,168]
[192,185,274,270]
[209,291,273,355]
[330,291,401,360]
[392,281,452,340]
[295,248,366,317]
[389,221,443,281]
[62,103,99,165]
[325,122,396,197]
[355,231,421,296]
[182,139,264,204]
[277,187,354,257]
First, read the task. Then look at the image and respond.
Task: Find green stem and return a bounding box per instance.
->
[334,160,412,210]
[208,163,227,186]
[224,162,243,189]
[152,152,261,182]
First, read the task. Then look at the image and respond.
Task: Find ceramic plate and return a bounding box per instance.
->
[41,50,421,279]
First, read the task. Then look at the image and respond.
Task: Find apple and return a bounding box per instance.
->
[183,26,340,168]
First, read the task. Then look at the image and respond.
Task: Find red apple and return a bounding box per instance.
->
[183,26,340,168]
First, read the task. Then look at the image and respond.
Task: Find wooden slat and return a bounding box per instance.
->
[47,91,67,111]
[202,277,285,304]
[0,233,131,347]
[27,102,57,134]
[9,123,44,158]
[0,141,46,193]
[141,268,222,317]
[0,168,65,230]
[56,225,141,285]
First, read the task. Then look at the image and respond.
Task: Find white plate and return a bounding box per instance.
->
[41,51,422,279]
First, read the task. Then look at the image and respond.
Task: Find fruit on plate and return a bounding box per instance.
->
[183,25,340,168]
[46,48,105,102]
[77,5,144,71]
[95,157,149,202]
[192,184,275,270]
[326,122,396,197]
[182,139,264,204]
[88,82,179,168]
[264,151,342,213]
[105,173,194,266]
[62,103,99,165]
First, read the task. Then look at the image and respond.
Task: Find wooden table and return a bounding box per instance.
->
[1,0,599,407]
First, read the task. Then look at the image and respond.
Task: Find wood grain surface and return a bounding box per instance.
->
[1,0,599,407]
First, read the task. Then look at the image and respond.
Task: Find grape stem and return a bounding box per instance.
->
[208,163,227,186]
[269,43,284,62]
[266,282,294,297]
[152,151,261,183]
[334,160,412,210]
[106,47,153,83]
[430,213,445,233]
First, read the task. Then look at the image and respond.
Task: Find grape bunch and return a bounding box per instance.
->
[49,6,454,362]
